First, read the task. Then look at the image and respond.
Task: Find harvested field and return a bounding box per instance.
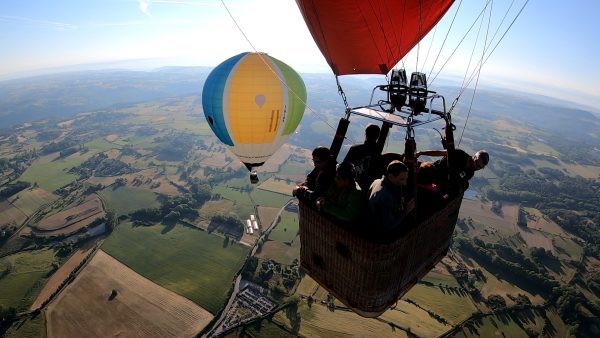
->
[11,188,58,216]
[517,227,554,251]
[104,134,119,142]
[46,250,213,338]
[257,206,279,229]
[30,241,97,310]
[522,208,567,236]
[260,144,294,173]
[0,204,28,226]
[199,152,229,167]
[459,199,519,233]
[34,198,103,231]
[0,200,11,213]
[257,176,296,196]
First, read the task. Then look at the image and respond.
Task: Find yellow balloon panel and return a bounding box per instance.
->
[227,55,283,144]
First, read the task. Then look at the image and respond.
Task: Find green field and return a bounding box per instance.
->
[453,314,529,338]
[0,248,56,310]
[422,270,461,288]
[250,189,291,208]
[267,210,300,243]
[2,313,46,338]
[404,283,477,325]
[84,138,120,152]
[212,186,253,205]
[99,186,159,216]
[245,318,298,338]
[18,153,93,191]
[278,160,311,176]
[101,222,249,314]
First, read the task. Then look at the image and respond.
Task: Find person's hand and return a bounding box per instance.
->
[316,197,325,211]
[292,185,306,197]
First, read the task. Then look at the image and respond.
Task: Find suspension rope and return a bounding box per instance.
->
[460,0,488,91]
[420,25,438,73]
[415,0,423,71]
[220,0,338,134]
[451,0,530,111]
[430,0,491,85]
[427,0,463,81]
[458,1,493,146]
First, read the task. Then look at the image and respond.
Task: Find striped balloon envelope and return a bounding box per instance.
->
[202,52,307,172]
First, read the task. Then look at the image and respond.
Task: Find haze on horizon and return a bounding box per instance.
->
[1,0,599,109]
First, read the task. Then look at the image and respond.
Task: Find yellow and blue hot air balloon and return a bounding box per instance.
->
[202,52,306,182]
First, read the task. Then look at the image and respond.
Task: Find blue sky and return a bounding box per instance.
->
[1,0,599,108]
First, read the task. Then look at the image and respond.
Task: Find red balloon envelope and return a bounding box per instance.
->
[296,0,454,76]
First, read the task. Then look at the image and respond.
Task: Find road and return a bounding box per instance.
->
[203,198,294,337]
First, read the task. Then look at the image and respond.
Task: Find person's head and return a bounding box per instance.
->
[334,161,356,188]
[312,146,331,170]
[417,161,436,184]
[471,150,489,170]
[365,124,381,143]
[386,160,408,186]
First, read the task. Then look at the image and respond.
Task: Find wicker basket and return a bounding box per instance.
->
[299,194,462,317]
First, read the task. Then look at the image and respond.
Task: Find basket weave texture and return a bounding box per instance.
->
[299,195,462,317]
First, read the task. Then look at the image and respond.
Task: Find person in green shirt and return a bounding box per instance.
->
[315,161,363,223]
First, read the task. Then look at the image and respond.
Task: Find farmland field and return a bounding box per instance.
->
[11,188,58,216]
[0,204,28,226]
[46,250,213,338]
[459,199,519,236]
[278,160,311,176]
[257,176,296,196]
[30,241,97,310]
[257,206,280,229]
[256,240,300,266]
[34,197,103,231]
[250,189,290,208]
[0,248,56,310]
[404,283,477,324]
[421,269,461,288]
[18,153,93,191]
[101,221,249,314]
[276,302,408,338]
[267,210,299,243]
[1,313,46,338]
[99,186,159,216]
[452,314,530,338]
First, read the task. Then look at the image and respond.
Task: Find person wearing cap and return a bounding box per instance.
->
[368,160,416,235]
[415,149,489,196]
[315,161,363,223]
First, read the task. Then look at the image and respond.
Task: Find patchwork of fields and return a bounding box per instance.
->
[46,250,213,337]
[101,221,249,314]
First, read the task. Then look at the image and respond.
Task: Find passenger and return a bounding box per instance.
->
[415,149,489,196]
[344,124,381,191]
[416,161,446,221]
[293,146,336,205]
[368,160,416,236]
[315,161,363,223]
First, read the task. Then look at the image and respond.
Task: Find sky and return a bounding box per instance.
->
[1,0,599,108]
